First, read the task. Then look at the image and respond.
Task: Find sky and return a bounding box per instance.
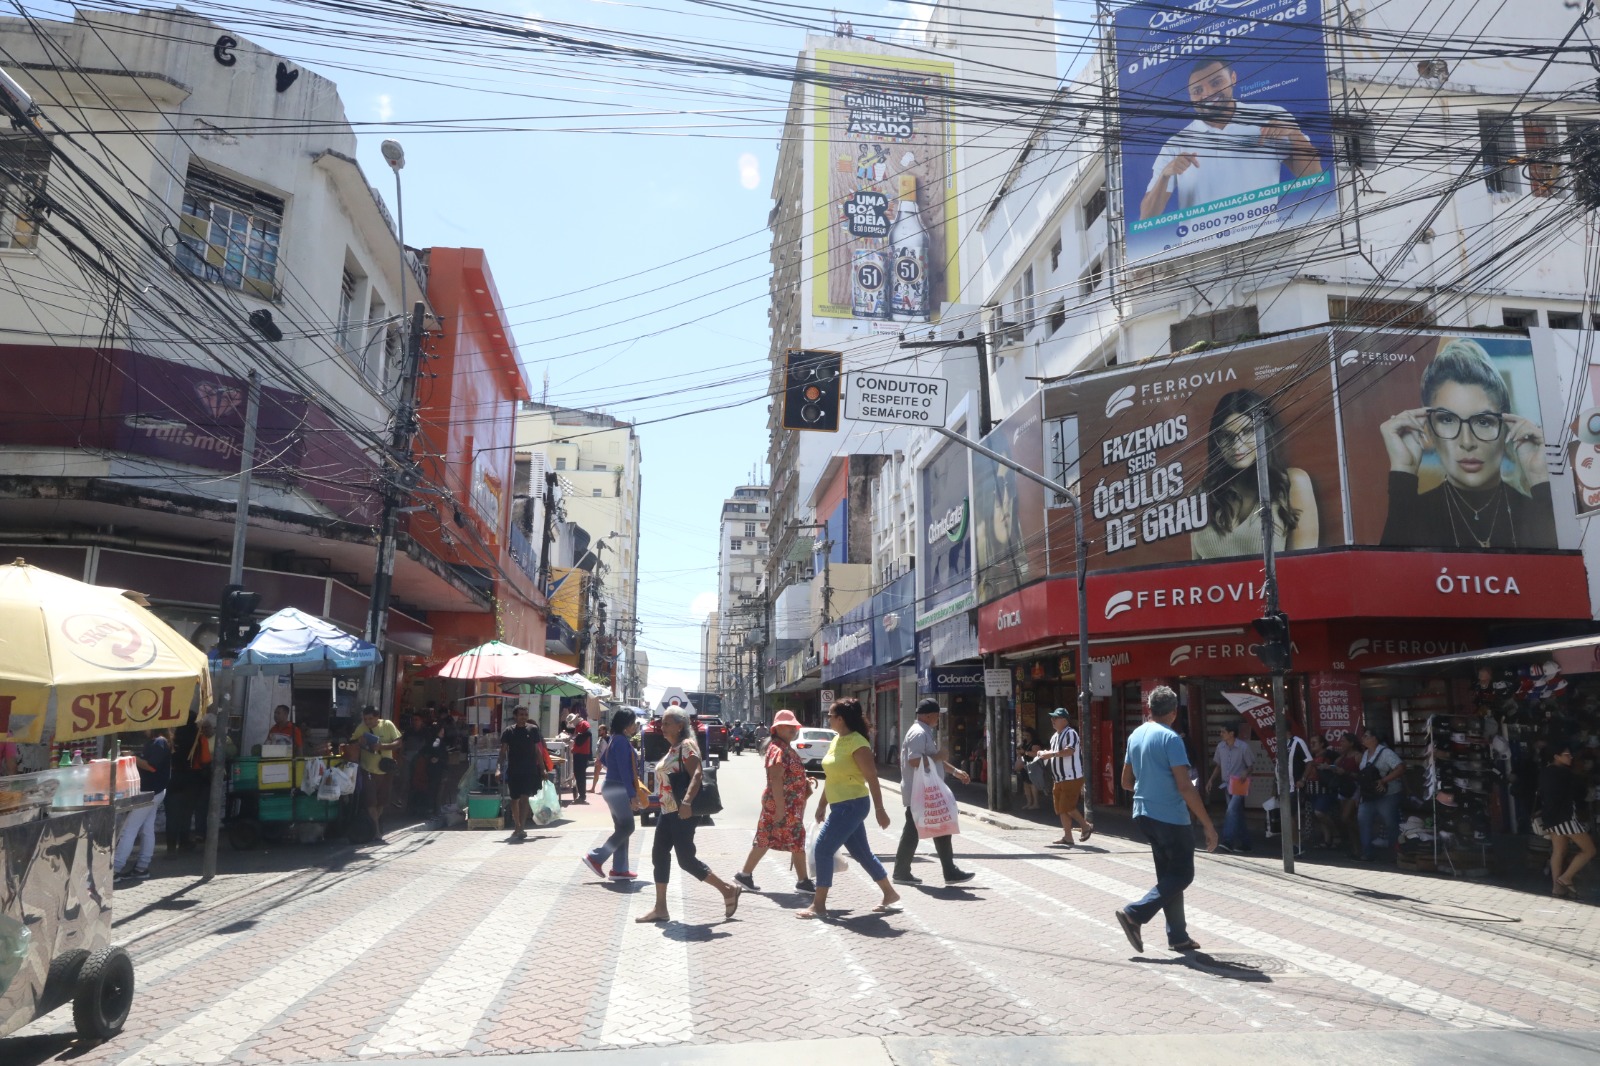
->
[26,0,1072,704]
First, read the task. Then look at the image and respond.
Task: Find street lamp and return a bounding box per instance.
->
[380,139,407,316]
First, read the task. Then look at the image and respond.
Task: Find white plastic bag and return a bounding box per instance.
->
[805,822,850,881]
[300,758,326,796]
[327,763,358,797]
[911,763,960,839]
[529,780,561,825]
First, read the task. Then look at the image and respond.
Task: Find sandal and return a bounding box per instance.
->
[724,886,742,919]
[796,907,829,921]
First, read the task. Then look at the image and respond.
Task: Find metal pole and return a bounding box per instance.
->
[204,370,259,879]
[1254,413,1294,874]
[931,424,1092,826]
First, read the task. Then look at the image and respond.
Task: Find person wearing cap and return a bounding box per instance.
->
[734,710,815,893]
[1040,707,1093,847]
[1115,686,1217,955]
[892,698,975,885]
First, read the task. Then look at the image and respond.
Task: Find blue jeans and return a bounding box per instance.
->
[1222,793,1251,850]
[586,784,635,873]
[1125,815,1195,946]
[813,796,888,888]
[1358,791,1402,860]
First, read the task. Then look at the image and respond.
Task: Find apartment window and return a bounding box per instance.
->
[1170,305,1260,351]
[176,166,283,298]
[1048,299,1066,335]
[1501,308,1536,333]
[1078,258,1105,300]
[337,267,359,351]
[1523,116,1560,197]
[1478,112,1520,194]
[0,134,49,249]
[1022,266,1036,331]
[1327,296,1434,328]
[555,458,567,470]
[744,522,756,537]
[591,462,608,471]
[757,540,768,551]
[361,293,387,380]
[1082,185,1107,229]
[1334,114,1374,170]
[1049,237,1062,271]
[1548,310,1584,330]
[592,488,602,497]
[383,326,400,378]
[731,539,743,551]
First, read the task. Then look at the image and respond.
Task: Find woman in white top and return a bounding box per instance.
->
[1191,389,1319,560]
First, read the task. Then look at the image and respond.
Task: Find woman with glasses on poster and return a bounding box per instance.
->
[1191,389,1320,560]
[1380,339,1555,548]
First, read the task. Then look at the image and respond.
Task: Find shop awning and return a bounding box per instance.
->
[1364,632,1600,677]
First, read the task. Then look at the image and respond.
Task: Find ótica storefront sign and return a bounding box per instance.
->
[977,550,1589,655]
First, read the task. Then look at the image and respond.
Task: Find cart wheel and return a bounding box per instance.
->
[227,820,261,851]
[40,948,89,1013]
[73,946,134,1041]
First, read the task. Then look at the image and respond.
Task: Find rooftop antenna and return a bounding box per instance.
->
[541,368,549,404]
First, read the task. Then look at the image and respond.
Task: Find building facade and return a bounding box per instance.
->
[714,484,769,719]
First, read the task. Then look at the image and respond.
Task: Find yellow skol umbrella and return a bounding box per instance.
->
[0,559,212,744]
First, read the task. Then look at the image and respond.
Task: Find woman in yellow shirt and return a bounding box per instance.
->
[798,698,900,920]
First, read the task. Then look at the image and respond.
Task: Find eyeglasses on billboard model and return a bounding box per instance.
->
[1426,408,1504,442]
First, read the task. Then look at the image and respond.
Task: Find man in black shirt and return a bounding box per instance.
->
[499,707,547,841]
[115,728,173,881]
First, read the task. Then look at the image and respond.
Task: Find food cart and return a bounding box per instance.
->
[0,559,212,1042]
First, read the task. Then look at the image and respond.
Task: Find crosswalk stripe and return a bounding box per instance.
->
[357,850,579,1056]
[114,844,501,1066]
[962,828,1531,1030]
[598,873,691,1046]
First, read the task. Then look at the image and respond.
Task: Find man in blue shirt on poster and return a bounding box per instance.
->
[1116,686,1217,955]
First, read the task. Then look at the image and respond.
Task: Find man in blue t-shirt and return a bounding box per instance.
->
[1115,686,1217,955]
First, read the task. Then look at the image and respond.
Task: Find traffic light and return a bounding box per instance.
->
[1252,611,1292,674]
[217,584,262,658]
[782,349,841,432]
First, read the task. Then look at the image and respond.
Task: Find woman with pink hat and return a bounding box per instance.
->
[734,710,815,894]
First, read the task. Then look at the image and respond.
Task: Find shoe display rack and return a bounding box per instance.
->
[1421,710,1492,877]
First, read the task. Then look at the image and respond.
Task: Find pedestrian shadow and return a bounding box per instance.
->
[660,922,733,943]
[826,912,909,939]
[0,1032,85,1065]
[911,885,983,901]
[599,880,647,894]
[1132,951,1276,983]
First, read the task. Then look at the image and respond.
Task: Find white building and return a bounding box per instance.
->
[715,484,770,718]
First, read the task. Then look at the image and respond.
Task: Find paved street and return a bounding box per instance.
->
[6,754,1598,1064]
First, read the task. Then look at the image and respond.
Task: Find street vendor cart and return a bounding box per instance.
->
[0,559,212,1042]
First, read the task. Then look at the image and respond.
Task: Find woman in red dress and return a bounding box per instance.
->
[734,710,815,894]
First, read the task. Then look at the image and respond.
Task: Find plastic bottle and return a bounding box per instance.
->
[57,750,71,768]
[70,749,84,765]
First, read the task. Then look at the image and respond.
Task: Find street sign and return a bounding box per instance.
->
[820,689,835,711]
[983,668,1012,698]
[844,370,948,427]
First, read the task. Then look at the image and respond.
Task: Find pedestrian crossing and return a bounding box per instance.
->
[13,821,1598,1064]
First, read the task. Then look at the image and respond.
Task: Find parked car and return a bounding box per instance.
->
[699,715,729,760]
[792,727,837,772]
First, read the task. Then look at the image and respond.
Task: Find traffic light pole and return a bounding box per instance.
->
[1254,413,1294,875]
[205,371,259,879]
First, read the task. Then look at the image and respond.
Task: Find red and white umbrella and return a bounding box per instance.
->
[436,640,583,684]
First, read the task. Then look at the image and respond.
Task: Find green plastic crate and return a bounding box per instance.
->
[257,794,294,822]
[467,795,502,819]
[292,793,340,822]
[229,757,261,792]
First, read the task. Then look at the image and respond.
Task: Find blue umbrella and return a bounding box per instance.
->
[233,607,380,672]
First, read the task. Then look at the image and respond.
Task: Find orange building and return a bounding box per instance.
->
[406,247,545,661]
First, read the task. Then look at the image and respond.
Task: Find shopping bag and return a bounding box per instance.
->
[317,773,342,802]
[530,781,561,826]
[805,827,849,881]
[301,758,326,796]
[330,764,358,797]
[912,765,960,839]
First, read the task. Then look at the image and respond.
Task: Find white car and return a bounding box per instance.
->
[792,728,837,772]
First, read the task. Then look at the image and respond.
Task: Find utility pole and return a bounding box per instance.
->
[1255,413,1295,874]
[205,371,259,880]
[363,301,426,711]
[537,469,557,593]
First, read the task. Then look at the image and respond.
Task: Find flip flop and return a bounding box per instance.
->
[1079,825,1095,843]
[873,904,902,914]
[796,908,829,921]
[725,887,742,919]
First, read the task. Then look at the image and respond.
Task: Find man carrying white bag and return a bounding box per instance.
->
[892,699,976,885]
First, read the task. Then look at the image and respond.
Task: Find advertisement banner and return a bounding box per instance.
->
[1223,691,1278,759]
[1115,0,1337,266]
[1566,363,1600,517]
[916,439,974,629]
[1051,334,1342,570]
[973,392,1049,605]
[1308,672,1362,740]
[873,570,916,666]
[1335,332,1556,549]
[810,50,958,323]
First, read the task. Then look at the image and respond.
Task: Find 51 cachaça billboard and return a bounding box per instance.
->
[1115,0,1338,266]
[810,50,959,325]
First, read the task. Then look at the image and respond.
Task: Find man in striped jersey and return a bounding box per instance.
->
[1040,708,1093,846]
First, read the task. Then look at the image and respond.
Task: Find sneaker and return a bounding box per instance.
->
[113,867,143,883]
[581,854,605,879]
[794,878,817,893]
[511,828,527,841]
[733,871,759,891]
[943,869,976,885]
[1115,908,1144,954]
[891,873,923,885]
[609,870,637,880]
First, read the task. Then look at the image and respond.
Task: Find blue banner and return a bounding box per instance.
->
[1116,0,1337,265]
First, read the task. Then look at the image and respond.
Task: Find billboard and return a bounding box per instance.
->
[1115,0,1337,265]
[973,392,1049,605]
[1335,332,1555,549]
[810,50,958,324]
[916,438,974,629]
[1572,364,1600,517]
[1054,333,1343,570]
